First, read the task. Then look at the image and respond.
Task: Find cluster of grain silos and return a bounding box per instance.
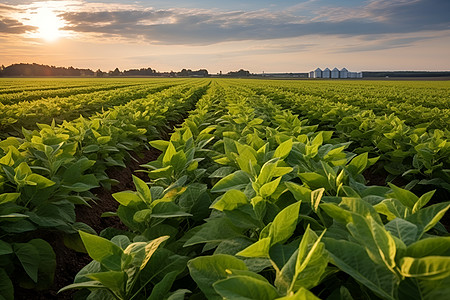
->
[309,68,362,78]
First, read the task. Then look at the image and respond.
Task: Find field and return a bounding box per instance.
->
[0,78,449,300]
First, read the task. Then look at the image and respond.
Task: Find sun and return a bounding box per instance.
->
[33,7,64,42]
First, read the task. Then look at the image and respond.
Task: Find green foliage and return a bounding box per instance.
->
[2,79,449,299]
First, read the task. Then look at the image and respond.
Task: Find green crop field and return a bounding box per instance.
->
[0,78,449,300]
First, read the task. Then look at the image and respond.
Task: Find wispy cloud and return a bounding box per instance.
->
[59,0,450,45]
[0,17,36,34]
[1,0,449,48]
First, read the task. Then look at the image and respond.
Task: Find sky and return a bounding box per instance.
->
[0,0,449,73]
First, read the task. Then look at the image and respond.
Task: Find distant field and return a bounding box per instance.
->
[1,78,449,299]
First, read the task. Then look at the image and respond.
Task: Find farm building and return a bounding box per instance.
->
[313,68,322,78]
[309,67,363,78]
[331,67,340,78]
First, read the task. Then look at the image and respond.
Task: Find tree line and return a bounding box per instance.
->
[0,63,252,78]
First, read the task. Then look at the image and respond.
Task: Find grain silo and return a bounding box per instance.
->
[322,68,331,78]
[340,68,348,78]
[314,68,322,78]
[331,67,339,78]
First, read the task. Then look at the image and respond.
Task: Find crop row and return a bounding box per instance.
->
[0,81,209,298]
[231,82,450,190]
[58,81,449,299]
[238,79,450,128]
[0,82,147,105]
[0,80,195,137]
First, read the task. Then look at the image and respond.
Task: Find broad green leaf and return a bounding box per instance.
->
[133,209,152,223]
[270,201,301,245]
[0,240,12,255]
[86,271,125,295]
[347,152,368,175]
[213,275,279,300]
[26,174,55,189]
[163,142,177,166]
[347,215,397,271]
[237,238,271,258]
[14,162,32,179]
[340,197,382,224]
[406,202,450,239]
[58,281,106,293]
[320,203,353,224]
[387,183,417,209]
[274,139,293,159]
[374,198,410,221]
[188,254,247,300]
[140,235,169,270]
[28,239,56,290]
[285,182,311,202]
[97,136,111,144]
[258,160,278,185]
[211,170,250,193]
[400,256,450,280]
[324,238,397,300]
[294,228,327,284]
[79,231,123,271]
[13,242,39,283]
[275,226,327,294]
[184,218,243,247]
[406,237,450,258]
[298,173,330,190]
[385,218,418,246]
[211,189,248,211]
[133,175,151,204]
[260,177,282,198]
[147,270,180,300]
[149,140,169,151]
[170,150,187,174]
[166,289,192,300]
[269,243,298,271]
[150,202,192,218]
[0,193,20,205]
[148,165,173,179]
[112,191,142,206]
[412,190,435,214]
[398,276,450,300]
[0,268,13,300]
[276,287,320,300]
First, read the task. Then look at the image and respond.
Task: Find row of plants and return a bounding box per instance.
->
[236,82,450,191]
[0,81,210,298]
[61,81,449,299]
[0,79,97,94]
[252,79,449,115]
[0,82,148,105]
[0,80,192,137]
[238,79,449,129]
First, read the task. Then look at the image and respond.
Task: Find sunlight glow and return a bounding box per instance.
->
[32,7,65,42]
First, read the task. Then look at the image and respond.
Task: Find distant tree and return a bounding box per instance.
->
[227,69,250,77]
[0,63,96,77]
[110,68,122,76]
[93,69,103,77]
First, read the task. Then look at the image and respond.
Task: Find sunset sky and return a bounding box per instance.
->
[1,0,449,73]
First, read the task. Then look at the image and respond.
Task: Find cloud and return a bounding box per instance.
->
[3,0,450,48]
[335,36,437,53]
[55,0,449,45]
[0,17,36,34]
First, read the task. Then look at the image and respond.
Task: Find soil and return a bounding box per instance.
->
[15,147,162,300]
[363,165,408,187]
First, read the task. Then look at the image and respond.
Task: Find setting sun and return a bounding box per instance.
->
[32,7,64,42]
